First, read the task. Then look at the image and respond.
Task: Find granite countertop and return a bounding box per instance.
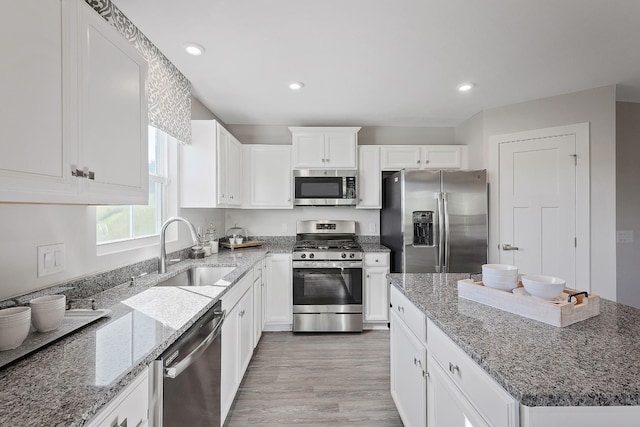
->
[389,273,640,407]
[0,246,273,426]
[360,243,390,252]
[0,238,383,425]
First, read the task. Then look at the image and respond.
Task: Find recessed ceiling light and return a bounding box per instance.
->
[457,82,475,92]
[288,81,304,90]
[184,43,205,56]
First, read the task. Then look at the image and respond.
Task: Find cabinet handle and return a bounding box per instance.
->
[449,362,460,375]
[322,158,326,162]
[417,160,421,164]
[366,274,370,278]
[239,309,245,317]
[375,259,379,263]
[425,160,429,164]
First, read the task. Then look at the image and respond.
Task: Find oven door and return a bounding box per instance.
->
[292,261,363,312]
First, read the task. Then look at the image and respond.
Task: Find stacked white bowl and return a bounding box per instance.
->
[482,264,519,291]
[30,295,66,333]
[521,275,566,300]
[0,306,31,351]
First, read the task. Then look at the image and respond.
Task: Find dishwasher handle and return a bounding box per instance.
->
[164,309,226,379]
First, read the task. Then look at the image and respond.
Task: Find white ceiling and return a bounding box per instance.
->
[112,0,640,127]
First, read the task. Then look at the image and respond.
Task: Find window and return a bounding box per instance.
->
[96,127,172,244]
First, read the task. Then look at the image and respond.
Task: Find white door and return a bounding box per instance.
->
[499,134,576,288]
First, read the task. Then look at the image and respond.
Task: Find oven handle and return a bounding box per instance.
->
[164,309,226,379]
[292,261,363,269]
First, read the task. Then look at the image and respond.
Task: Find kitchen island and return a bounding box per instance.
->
[390,273,640,426]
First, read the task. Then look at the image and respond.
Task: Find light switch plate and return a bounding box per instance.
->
[37,243,65,277]
[617,230,634,244]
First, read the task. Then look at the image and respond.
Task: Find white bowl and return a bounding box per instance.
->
[0,307,31,350]
[30,295,66,332]
[521,275,566,300]
[483,277,519,291]
[482,264,519,276]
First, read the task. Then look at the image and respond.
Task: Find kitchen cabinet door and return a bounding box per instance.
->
[390,309,427,427]
[290,127,359,169]
[264,254,292,330]
[182,120,243,208]
[364,267,389,323]
[224,134,243,206]
[87,366,149,427]
[357,146,381,208]
[0,0,77,203]
[243,145,292,208]
[324,131,357,168]
[221,298,240,423]
[1,0,148,204]
[78,1,148,204]
[427,353,490,427]
[422,145,464,169]
[238,288,254,376]
[380,146,422,170]
[380,145,467,171]
[253,264,263,348]
[291,131,326,168]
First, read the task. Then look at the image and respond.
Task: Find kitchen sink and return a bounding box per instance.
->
[156,266,236,287]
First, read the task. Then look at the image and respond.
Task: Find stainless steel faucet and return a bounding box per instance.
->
[158,217,200,274]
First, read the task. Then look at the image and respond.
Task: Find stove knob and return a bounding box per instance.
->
[341,253,347,259]
[301,253,306,259]
[309,253,315,259]
[350,253,355,259]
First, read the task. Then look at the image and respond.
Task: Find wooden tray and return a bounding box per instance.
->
[220,240,266,250]
[457,279,599,327]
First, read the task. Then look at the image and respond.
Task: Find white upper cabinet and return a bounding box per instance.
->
[242,145,293,209]
[181,120,242,208]
[356,145,381,209]
[289,127,360,169]
[0,0,148,204]
[381,145,467,170]
[77,1,148,204]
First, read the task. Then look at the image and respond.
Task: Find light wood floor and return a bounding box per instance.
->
[224,330,403,427]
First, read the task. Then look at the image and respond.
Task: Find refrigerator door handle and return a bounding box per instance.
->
[437,191,445,273]
[443,192,450,273]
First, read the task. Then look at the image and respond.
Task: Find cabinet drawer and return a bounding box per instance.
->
[427,320,518,427]
[89,367,149,427]
[222,272,253,311]
[364,252,389,267]
[390,286,425,343]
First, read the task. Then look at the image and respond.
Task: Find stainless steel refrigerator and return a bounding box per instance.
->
[381,169,488,273]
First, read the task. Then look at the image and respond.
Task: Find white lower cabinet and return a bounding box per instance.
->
[363,253,390,324]
[427,353,489,427]
[221,273,254,424]
[252,262,263,348]
[264,253,292,330]
[427,319,518,427]
[87,367,149,427]
[390,309,427,427]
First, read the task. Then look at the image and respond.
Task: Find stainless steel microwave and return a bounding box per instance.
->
[293,170,357,206]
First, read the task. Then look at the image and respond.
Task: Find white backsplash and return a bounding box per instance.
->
[224,207,380,237]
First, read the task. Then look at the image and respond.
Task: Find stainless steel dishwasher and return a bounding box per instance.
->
[151,300,226,427]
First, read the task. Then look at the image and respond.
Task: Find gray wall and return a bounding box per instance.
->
[455,85,617,300]
[616,102,640,307]
[225,124,456,145]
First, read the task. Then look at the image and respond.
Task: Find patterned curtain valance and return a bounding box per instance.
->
[84,0,192,144]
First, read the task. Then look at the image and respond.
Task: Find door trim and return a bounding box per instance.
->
[489,122,590,291]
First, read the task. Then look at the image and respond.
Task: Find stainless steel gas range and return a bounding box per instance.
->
[292,220,363,332]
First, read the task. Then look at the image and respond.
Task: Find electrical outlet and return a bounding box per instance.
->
[281,223,288,233]
[617,230,634,244]
[37,243,65,277]
[369,223,376,233]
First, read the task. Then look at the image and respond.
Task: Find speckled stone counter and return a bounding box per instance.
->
[0,246,273,426]
[390,273,640,407]
[360,243,390,253]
